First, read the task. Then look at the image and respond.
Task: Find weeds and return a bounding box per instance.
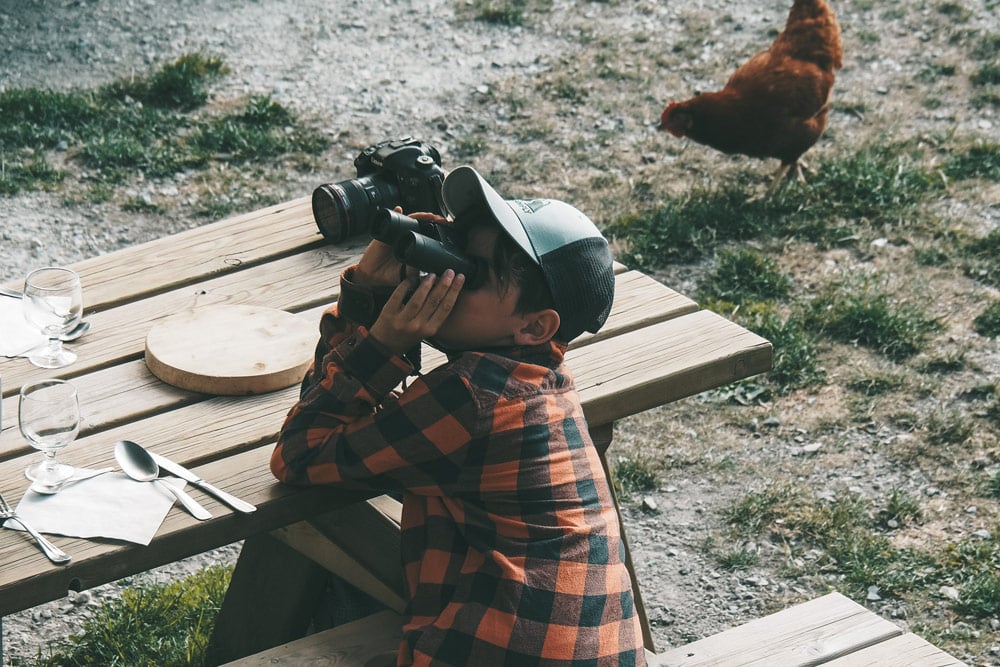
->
[0,53,327,197]
[697,249,792,305]
[973,301,1000,338]
[804,274,942,362]
[612,455,659,499]
[24,565,231,667]
[724,487,1000,616]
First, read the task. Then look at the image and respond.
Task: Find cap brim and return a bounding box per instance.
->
[442,166,539,263]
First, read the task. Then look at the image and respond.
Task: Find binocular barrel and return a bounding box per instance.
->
[372,209,484,288]
[395,233,483,286]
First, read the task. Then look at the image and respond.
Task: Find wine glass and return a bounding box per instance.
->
[22,267,84,369]
[20,379,80,493]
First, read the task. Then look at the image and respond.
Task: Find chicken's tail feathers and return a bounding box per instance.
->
[780,0,844,71]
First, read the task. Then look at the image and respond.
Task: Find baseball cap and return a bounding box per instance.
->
[442,165,615,341]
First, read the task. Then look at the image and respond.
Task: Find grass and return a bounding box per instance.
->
[612,455,660,500]
[17,566,231,667]
[974,301,1000,338]
[0,53,328,200]
[804,274,943,362]
[723,486,1000,616]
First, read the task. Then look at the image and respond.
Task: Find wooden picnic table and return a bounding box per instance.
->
[0,196,773,661]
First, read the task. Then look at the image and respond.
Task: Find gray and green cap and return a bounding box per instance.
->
[442,165,615,342]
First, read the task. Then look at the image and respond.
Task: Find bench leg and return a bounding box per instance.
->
[592,423,656,653]
[206,532,330,665]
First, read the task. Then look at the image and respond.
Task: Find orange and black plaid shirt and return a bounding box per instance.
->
[272,303,645,666]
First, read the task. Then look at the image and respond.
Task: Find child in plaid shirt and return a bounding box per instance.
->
[272,166,645,666]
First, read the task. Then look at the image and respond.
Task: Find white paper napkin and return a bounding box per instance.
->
[6,472,189,545]
[0,296,45,357]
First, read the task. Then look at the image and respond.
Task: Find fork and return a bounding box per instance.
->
[0,490,71,564]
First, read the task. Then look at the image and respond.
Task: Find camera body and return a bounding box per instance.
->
[312,137,446,243]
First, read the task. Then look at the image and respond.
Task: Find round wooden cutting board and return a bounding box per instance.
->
[144,305,316,395]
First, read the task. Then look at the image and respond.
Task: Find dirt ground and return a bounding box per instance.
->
[1,0,998,664]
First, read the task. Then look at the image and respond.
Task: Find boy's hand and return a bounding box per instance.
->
[370,269,464,356]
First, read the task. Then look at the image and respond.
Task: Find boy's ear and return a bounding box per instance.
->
[514,309,561,346]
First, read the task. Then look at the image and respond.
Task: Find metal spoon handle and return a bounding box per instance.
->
[6,515,71,564]
[155,480,212,521]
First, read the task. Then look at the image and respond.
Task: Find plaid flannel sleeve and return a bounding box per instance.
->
[271,303,479,491]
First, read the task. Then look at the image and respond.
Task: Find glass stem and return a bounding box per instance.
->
[43,450,57,471]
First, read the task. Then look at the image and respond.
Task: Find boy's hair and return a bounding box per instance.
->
[443,166,615,342]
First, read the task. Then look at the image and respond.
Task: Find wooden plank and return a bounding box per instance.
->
[271,496,408,612]
[1,268,696,454]
[823,632,967,666]
[218,609,402,667]
[54,197,320,309]
[649,593,904,666]
[0,241,366,394]
[571,309,773,427]
[0,446,377,617]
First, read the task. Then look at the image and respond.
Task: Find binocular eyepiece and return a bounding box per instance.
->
[372,209,486,289]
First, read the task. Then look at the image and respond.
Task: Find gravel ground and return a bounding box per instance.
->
[2,0,999,664]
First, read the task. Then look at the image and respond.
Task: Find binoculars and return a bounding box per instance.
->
[371,209,486,289]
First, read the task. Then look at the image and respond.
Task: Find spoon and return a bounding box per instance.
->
[114,440,212,521]
[1,286,92,341]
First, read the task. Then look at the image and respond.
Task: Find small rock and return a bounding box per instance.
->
[641,496,659,513]
[972,529,992,540]
[867,585,881,601]
[939,586,960,601]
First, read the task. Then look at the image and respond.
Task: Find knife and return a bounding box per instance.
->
[150,452,257,513]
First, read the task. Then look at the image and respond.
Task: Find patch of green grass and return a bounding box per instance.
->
[467,0,552,25]
[971,33,1000,60]
[733,304,826,393]
[103,53,228,110]
[915,347,968,374]
[698,249,792,304]
[0,156,65,194]
[25,565,231,667]
[722,485,796,535]
[716,547,759,570]
[612,455,659,499]
[805,274,943,362]
[847,369,907,396]
[971,63,1000,86]
[0,54,328,196]
[925,408,975,446]
[961,229,1000,287]
[606,186,780,267]
[917,62,957,83]
[879,486,923,528]
[984,470,1000,498]
[607,143,944,269]
[944,140,1000,181]
[955,571,1000,617]
[936,1,972,21]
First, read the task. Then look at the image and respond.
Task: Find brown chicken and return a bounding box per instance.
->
[658,0,842,197]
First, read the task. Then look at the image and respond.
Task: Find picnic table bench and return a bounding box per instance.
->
[0,195,960,665]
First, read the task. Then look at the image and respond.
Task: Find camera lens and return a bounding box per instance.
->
[312,176,401,243]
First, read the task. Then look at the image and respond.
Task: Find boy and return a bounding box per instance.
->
[272,166,645,666]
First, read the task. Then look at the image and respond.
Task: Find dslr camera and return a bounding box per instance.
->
[312,137,446,243]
